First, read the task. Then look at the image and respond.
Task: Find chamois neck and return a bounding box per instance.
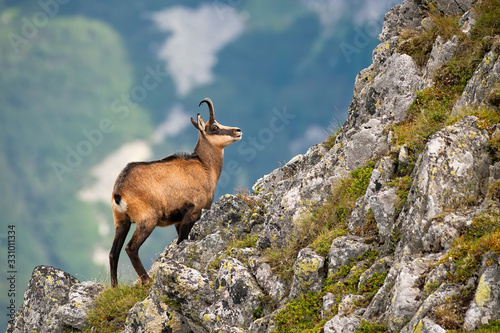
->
[194,133,224,180]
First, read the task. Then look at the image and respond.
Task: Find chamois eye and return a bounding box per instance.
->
[212,125,219,132]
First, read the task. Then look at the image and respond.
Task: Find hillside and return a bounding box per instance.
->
[6,0,500,332]
[0,4,385,329]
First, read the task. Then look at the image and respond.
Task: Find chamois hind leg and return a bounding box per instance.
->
[125,220,156,285]
[109,211,131,287]
[176,205,199,244]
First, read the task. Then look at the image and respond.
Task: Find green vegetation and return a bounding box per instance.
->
[442,211,500,284]
[84,283,150,333]
[208,233,259,270]
[273,292,324,332]
[470,0,500,39]
[236,188,268,215]
[264,161,376,280]
[394,0,500,167]
[387,175,413,215]
[324,127,342,150]
[355,321,388,333]
[398,2,462,67]
[471,319,500,333]
[271,250,387,333]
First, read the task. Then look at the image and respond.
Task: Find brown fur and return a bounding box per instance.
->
[109,98,241,286]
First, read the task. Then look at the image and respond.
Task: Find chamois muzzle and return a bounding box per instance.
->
[234,128,242,139]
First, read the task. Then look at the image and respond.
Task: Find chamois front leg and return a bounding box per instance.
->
[125,220,156,285]
[176,205,199,244]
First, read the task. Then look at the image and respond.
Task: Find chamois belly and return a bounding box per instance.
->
[157,204,195,227]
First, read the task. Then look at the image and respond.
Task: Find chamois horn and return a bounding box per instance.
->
[199,97,215,121]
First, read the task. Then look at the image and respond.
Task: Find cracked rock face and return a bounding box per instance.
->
[56,281,104,330]
[202,257,264,332]
[123,293,194,333]
[7,266,79,333]
[289,247,325,299]
[328,236,370,277]
[424,35,460,82]
[398,116,491,255]
[464,254,500,330]
[453,50,500,113]
[150,258,214,323]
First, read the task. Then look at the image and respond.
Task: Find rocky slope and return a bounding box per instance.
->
[7,0,500,332]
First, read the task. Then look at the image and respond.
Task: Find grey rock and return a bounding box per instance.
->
[386,257,434,332]
[371,53,426,123]
[338,294,365,317]
[415,318,447,333]
[202,257,264,331]
[349,156,397,232]
[189,194,265,243]
[433,0,473,15]
[422,213,472,253]
[424,35,460,82]
[249,315,276,333]
[370,188,397,239]
[289,248,325,299]
[452,50,500,114]
[248,256,288,305]
[150,258,214,323]
[363,265,399,321]
[459,10,477,36]
[367,156,396,196]
[123,292,194,333]
[398,116,491,254]
[358,256,393,291]
[423,264,449,296]
[401,284,460,333]
[56,281,104,330]
[321,293,337,320]
[344,119,389,171]
[157,232,227,272]
[7,266,79,333]
[464,255,500,330]
[490,161,500,181]
[348,156,397,235]
[342,53,425,137]
[379,1,424,43]
[328,236,370,277]
[398,144,410,168]
[323,314,361,333]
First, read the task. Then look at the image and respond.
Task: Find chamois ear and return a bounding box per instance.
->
[191,113,205,133]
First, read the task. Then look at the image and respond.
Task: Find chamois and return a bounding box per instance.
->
[109,98,242,286]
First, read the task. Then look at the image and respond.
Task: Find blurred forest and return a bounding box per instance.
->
[0,0,396,329]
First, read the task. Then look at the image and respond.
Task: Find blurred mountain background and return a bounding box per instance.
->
[0,0,400,329]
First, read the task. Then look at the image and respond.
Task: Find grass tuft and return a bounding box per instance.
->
[84,283,150,333]
[441,212,500,284]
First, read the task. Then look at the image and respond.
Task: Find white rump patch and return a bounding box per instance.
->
[112,198,128,213]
